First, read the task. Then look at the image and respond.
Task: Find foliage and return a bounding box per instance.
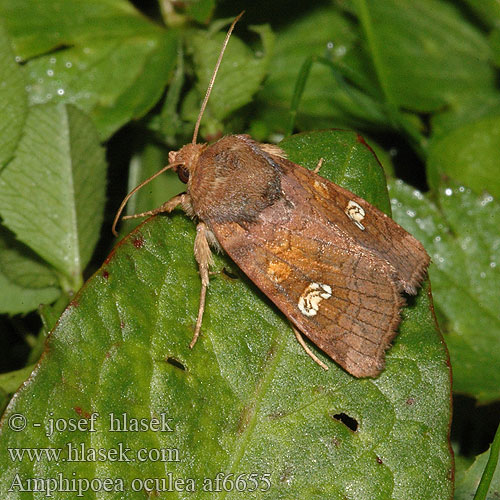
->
[0,0,499,498]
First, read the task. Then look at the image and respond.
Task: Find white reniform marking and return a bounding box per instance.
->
[345,200,366,230]
[298,283,332,317]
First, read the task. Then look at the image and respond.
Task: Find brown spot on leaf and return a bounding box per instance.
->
[356,132,382,166]
[280,465,293,483]
[356,133,368,146]
[265,340,278,362]
[267,411,286,420]
[74,407,91,418]
[237,404,254,434]
[105,342,122,359]
[133,236,144,248]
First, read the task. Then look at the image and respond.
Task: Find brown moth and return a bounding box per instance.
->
[113,14,430,378]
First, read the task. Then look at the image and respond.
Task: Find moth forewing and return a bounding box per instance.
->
[205,136,429,377]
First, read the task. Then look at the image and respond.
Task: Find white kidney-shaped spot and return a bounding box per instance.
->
[298,283,332,317]
[345,200,366,230]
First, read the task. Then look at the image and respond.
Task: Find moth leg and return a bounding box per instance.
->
[292,327,329,371]
[190,222,214,349]
[122,193,191,220]
[313,158,324,174]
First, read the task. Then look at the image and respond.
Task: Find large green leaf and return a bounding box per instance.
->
[355,0,495,111]
[0,270,59,315]
[389,180,500,403]
[0,104,106,291]
[184,0,215,24]
[0,25,60,313]
[0,0,177,139]
[0,132,452,499]
[0,229,59,314]
[430,92,500,140]
[256,6,386,132]
[187,23,274,133]
[0,22,27,170]
[460,0,500,29]
[428,115,500,200]
[0,365,35,416]
[0,229,58,290]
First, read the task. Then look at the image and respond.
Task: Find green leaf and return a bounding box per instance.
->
[0,0,153,58]
[0,365,35,414]
[460,0,500,30]
[0,104,106,290]
[0,21,27,169]
[491,30,500,70]
[0,228,60,314]
[160,42,185,140]
[185,0,215,24]
[257,6,385,132]
[0,265,59,316]
[0,0,178,139]
[428,115,500,200]
[455,424,500,500]
[0,229,58,289]
[189,23,274,129]
[430,92,500,139]
[25,294,71,366]
[0,365,35,398]
[388,180,500,403]
[0,132,452,499]
[116,141,184,238]
[355,0,495,111]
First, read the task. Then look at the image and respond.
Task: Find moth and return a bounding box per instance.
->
[113,13,430,378]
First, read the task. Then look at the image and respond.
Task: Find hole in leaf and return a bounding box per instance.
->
[166,357,186,371]
[332,412,358,432]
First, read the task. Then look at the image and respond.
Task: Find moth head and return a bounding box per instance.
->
[169,143,206,184]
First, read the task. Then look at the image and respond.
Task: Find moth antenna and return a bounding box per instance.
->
[113,12,244,236]
[191,11,244,145]
[112,162,181,236]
